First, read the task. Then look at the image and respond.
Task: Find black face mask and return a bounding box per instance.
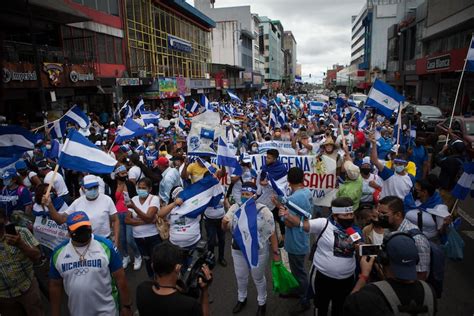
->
[116,175,127,182]
[360,168,371,176]
[412,191,419,200]
[371,219,381,227]
[377,214,392,229]
[338,218,354,229]
[71,227,92,244]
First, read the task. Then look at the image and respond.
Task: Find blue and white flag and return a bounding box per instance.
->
[355,109,368,130]
[278,109,287,126]
[119,101,133,119]
[47,119,67,139]
[260,97,268,108]
[217,137,242,177]
[348,99,358,109]
[173,175,224,218]
[140,110,160,125]
[310,101,324,115]
[187,100,201,113]
[466,35,474,72]
[269,175,288,197]
[365,79,405,118]
[0,125,38,157]
[227,90,242,103]
[134,99,145,116]
[233,198,259,267]
[451,162,474,200]
[286,200,312,219]
[269,108,277,130]
[59,129,117,174]
[0,156,22,174]
[201,94,211,111]
[63,105,90,129]
[178,111,186,130]
[198,157,217,174]
[115,118,155,144]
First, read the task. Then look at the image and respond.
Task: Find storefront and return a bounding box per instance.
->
[2,62,99,119]
[416,47,474,113]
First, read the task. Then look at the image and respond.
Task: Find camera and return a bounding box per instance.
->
[179,240,215,297]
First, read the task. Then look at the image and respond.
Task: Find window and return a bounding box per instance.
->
[109,0,119,16]
[97,34,107,63]
[98,0,108,12]
[106,36,115,63]
[115,38,123,64]
[84,0,97,10]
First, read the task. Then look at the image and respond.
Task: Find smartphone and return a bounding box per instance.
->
[359,244,381,257]
[5,223,17,235]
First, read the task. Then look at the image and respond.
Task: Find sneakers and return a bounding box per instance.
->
[122,256,130,269]
[133,256,142,271]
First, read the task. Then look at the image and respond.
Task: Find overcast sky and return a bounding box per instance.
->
[189,0,367,83]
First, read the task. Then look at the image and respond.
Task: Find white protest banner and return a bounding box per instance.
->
[33,216,69,250]
[215,153,338,207]
[257,141,296,155]
[187,111,223,156]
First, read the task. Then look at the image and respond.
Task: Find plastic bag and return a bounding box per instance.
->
[444,225,464,261]
[271,261,299,294]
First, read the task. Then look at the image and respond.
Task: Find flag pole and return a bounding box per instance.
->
[108,138,117,154]
[396,102,402,146]
[445,35,472,145]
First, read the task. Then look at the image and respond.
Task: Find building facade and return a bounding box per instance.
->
[259,17,284,90]
[283,31,297,87]
[123,0,215,100]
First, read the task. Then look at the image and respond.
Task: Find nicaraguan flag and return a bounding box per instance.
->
[119,101,133,119]
[134,99,145,116]
[179,95,186,109]
[269,108,277,130]
[63,105,90,129]
[348,99,358,109]
[287,200,312,219]
[201,94,211,111]
[355,109,368,130]
[232,198,259,267]
[115,118,154,144]
[227,90,242,103]
[452,162,474,200]
[47,119,67,139]
[59,129,117,174]
[392,106,403,143]
[217,137,242,176]
[173,175,224,218]
[198,157,217,174]
[187,100,201,113]
[278,109,287,126]
[0,125,38,157]
[178,112,186,130]
[260,97,268,108]
[140,110,160,125]
[366,79,405,118]
[466,35,474,72]
[310,101,324,115]
[0,156,22,174]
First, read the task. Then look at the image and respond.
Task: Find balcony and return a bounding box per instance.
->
[3,41,95,65]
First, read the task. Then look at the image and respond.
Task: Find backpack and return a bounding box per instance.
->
[408,228,445,298]
[372,280,435,316]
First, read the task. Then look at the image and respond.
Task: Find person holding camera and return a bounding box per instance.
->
[344,233,437,316]
[136,241,212,316]
[222,182,280,316]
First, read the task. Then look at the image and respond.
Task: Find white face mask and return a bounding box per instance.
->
[45,144,52,150]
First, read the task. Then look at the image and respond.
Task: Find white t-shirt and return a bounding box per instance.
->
[361,174,383,202]
[204,198,225,219]
[49,235,122,316]
[44,170,69,197]
[128,166,143,182]
[22,171,38,189]
[130,195,160,238]
[309,218,356,279]
[371,230,385,245]
[169,212,201,248]
[405,206,448,240]
[379,167,413,200]
[64,194,117,237]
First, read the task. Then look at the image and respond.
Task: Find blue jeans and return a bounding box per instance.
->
[135,234,162,278]
[118,212,140,258]
[204,217,225,260]
[288,253,310,306]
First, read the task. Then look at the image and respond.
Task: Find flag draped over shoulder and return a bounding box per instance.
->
[261,160,288,197]
[217,137,242,176]
[59,129,117,174]
[232,198,259,267]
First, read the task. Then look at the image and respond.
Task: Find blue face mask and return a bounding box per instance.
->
[85,188,99,200]
[241,197,249,204]
[394,165,405,174]
[137,189,149,199]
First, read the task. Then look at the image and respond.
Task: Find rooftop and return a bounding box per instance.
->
[161,0,216,28]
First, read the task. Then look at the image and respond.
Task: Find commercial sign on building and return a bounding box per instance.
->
[159,77,178,98]
[168,35,192,53]
[2,68,37,83]
[116,78,140,86]
[69,70,94,83]
[427,54,450,72]
[243,72,253,82]
[43,63,64,86]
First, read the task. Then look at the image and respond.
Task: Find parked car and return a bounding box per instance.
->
[405,104,444,132]
[435,115,474,158]
[349,93,367,107]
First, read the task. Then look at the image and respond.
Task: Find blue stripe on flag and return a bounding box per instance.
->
[0,125,37,157]
[232,198,259,267]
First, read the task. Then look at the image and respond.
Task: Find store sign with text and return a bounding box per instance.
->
[2,67,37,83]
[168,34,192,53]
[426,54,450,72]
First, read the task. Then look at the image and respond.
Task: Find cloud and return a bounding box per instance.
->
[190,0,366,82]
